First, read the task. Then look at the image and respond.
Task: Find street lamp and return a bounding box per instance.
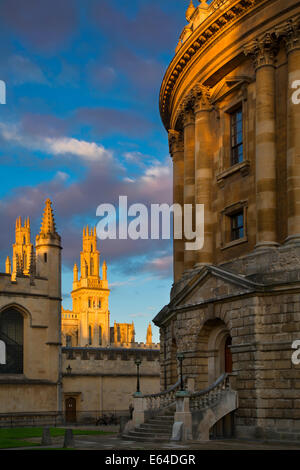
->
[134,358,142,393]
[66,364,72,375]
[177,353,184,391]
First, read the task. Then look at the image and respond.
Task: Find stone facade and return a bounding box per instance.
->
[0,201,160,423]
[155,0,300,441]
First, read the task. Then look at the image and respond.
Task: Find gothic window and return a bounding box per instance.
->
[88,325,92,345]
[90,258,94,275]
[230,106,243,166]
[0,308,23,374]
[88,298,91,308]
[98,299,101,309]
[99,326,102,346]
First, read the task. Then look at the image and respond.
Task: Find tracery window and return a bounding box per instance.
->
[0,308,23,374]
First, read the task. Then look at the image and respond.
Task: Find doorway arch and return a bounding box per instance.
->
[197,318,232,389]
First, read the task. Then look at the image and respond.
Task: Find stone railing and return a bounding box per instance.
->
[143,377,185,415]
[189,373,229,411]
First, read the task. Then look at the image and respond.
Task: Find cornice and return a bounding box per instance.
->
[159,0,262,130]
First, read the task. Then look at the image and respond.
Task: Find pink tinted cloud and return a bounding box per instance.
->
[75,107,153,138]
[0,155,172,274]
[91,1,180,53]
[0,0,78,53]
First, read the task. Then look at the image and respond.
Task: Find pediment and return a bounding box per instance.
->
[172,266,260,309]
[211,75,253,104]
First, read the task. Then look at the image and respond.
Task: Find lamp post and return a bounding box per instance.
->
[135,358,142,394]
[177,353,184,391]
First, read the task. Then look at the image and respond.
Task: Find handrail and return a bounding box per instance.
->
[140,376,186,399]
[189,373,229,411]
[189,373,228,398]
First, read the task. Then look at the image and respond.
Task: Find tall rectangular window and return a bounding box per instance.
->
[230,107,243,165]
[230,211,244,241]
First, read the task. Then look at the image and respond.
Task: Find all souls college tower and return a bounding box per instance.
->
[154,0,300,441]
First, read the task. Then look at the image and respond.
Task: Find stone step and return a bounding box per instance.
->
[128,429,171,438]
[139,424,173,432]
[136,426,173,434]
[123,433,171,442]
[148,417,174,424]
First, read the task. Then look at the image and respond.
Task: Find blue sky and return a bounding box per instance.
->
[0,0,190,343]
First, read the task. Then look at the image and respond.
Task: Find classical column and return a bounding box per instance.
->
[246,35,279,249]
[194,87,213,266]
[169,129,184,282]
[283,20,300,243]
[183,107,196,272]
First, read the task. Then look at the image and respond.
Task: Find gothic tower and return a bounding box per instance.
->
[11,217,33,279]
[35,199,62,299]
[71,226,110,347]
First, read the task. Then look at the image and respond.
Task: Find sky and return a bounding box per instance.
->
[0,0,193,343]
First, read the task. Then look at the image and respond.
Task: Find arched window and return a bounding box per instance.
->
[23,253,27,271]
[99,326,102,346]
[88,325,92,346]
[90,258,94,275]
[0,308,24,374]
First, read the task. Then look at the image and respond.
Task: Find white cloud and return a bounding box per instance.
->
[0,122,112,162]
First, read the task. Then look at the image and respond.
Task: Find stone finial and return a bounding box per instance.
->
[186,0,196,22]
[146,322,153,345]
[102,260,107,281]
[5,256,11,275]
[40,199,57,235]
[73,263,78,282]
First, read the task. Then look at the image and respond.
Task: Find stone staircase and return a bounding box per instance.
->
[122,413,174,442]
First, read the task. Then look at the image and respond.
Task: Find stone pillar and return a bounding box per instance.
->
[284,23,300,243]
[169,130,184,282]
[194,87,213,266]
[246,35,278,249]
[183,108,196,272]
[171,391,192,441]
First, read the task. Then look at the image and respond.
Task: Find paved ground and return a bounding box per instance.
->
[4,425,300,450]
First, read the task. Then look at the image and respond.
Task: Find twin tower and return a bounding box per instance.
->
[5,200,153,348]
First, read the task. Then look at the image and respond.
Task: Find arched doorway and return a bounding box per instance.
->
[196,318,232,389]
[65,397,76,423]
[225,336,233,373]
[0,308,24,374]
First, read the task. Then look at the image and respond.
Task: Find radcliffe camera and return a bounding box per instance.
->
[0,0,299,459]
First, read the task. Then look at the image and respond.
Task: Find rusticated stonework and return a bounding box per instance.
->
[156,0,300,442]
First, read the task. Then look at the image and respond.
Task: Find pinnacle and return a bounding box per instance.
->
[40,199,57,235]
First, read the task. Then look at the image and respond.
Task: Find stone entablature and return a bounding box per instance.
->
[160,1,300,130]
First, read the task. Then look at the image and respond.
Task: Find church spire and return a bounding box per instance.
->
[40,199,57,236]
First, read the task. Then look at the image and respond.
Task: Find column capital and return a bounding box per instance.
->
[193,84,212,113]
[244,33,278,70]
[182,107,195,127]
[168,129,184,157]
[276,16,300,53]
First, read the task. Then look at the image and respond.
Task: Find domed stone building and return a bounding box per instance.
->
[154,0,300,441]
